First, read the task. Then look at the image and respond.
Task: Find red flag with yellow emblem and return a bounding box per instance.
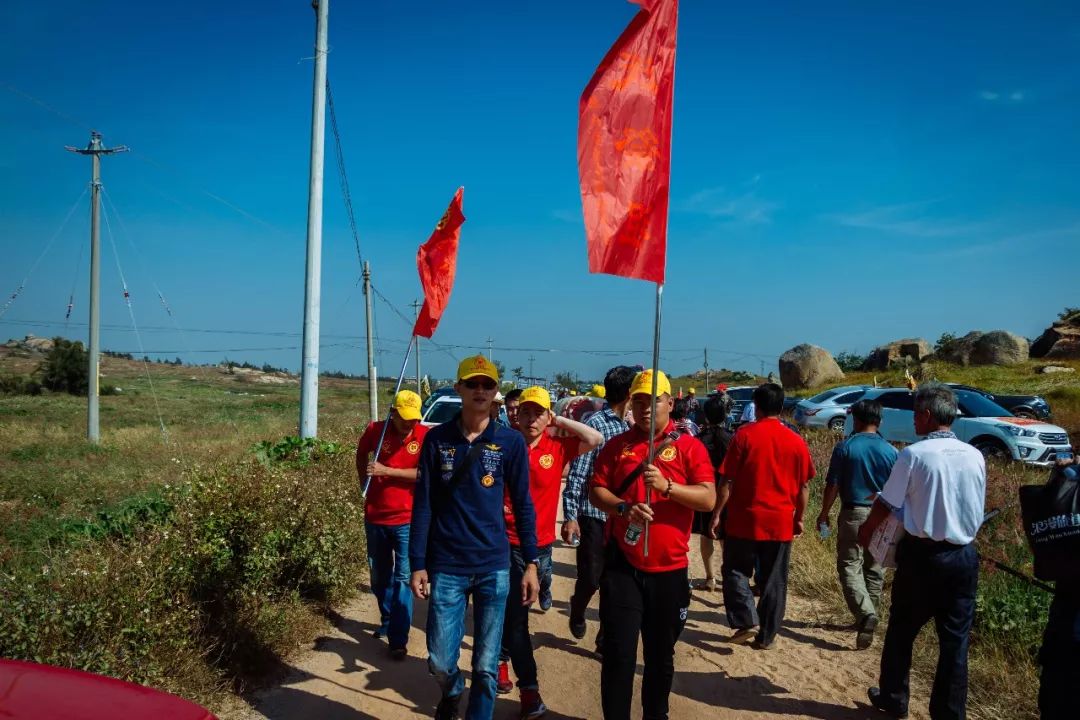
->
[578,0,678,284]
[412,187,465,338]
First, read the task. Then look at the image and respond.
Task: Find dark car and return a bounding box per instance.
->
[944,383,1052,420]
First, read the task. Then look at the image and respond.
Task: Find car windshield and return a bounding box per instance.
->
[728,388,754,400]
[955,390,1012,418]
[427,401,461,424]
[807,389,840,404]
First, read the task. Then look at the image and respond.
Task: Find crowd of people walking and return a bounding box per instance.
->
[357,357,1075,720]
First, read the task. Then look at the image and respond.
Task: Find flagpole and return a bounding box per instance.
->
[361,336,415,498]
[643,282,663,557]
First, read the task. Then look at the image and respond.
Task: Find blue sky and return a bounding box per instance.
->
[3,0,1078,384]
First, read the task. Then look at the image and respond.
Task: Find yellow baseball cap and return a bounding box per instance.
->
[457,355,499,383]
[519,386,551,410]
[393,389,422,421]
[591,384,606,399]
[630,369,672,397]
[689,387,696,394]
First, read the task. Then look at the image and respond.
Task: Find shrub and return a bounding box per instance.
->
[834,351,868,373]
[39,338,89,395]
[1059,307,1080,325]
[0,375,43,396]
[935,332,959,355]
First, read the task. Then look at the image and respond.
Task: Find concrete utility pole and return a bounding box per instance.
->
[411,299,422,395]
[66,131,128,444]
[299,0,329,438]
[528,354,535,384]
[363,261,378,423]
[486,337,493,361]
[704,347,709,392]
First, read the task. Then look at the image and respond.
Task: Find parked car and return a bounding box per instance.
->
[421,394,508,427]
[420,386,456,416]
[793,385,871,432]
[943,383,1052,420]
[722,386,756,430]
[845,387,1071,466]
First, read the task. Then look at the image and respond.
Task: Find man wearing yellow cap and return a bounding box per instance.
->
[589,369,717,720]
[496,386,603,716]
[355,389,428,660]
[410,356,540,720]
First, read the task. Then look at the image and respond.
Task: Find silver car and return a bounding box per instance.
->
[793,385,871,432]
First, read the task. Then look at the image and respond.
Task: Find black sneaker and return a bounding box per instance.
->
[857,615,878,651]
[569,615,586,640]
[389,646,407,661]
[434,693,461,720]
[867,687,908,719]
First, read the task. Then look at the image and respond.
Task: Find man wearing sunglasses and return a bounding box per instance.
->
[410,355,539,720]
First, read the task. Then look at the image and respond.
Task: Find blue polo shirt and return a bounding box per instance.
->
[825,432,899,507]
[410,414,537,575]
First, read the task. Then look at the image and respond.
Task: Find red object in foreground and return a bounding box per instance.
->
[578,0,679,284]
[412,187,465,339]
[0,659,217,720]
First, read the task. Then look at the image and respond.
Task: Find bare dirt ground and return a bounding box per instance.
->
[230,530,926,720]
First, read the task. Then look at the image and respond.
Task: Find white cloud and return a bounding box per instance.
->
[830,202,986,238]
[1010,90,1025,101]
[681,183,777,224]
[978,89,1025,103]
[980,91,1000,101]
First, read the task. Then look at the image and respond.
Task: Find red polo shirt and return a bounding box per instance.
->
[505,434,580,548]
[356,421,429,526]
[718,418,815,541]
[591,421,714,573]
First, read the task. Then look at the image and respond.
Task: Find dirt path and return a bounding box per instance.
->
[232,535,925,720]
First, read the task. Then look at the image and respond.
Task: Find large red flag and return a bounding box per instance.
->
[578,0,678,284]
[412,188,465,338]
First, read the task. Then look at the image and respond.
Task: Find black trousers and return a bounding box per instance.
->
[1039,586,1080,719]
[599,547,689,720]
[879,537,977,720]
[721,537,791,646]
[570,517,607,628]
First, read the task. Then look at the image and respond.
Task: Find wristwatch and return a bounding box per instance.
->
[615,502,628,517]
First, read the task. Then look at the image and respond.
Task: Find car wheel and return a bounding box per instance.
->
[1013,409,1037,420]
[972,438,1009,460]
[827,416,846,433]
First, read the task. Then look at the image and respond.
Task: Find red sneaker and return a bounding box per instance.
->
[496,661,513,695]
[519,687,548,719]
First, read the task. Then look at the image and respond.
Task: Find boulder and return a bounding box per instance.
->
[1031,314,1080,359]
[1039,365,1076,375]
[862,338,932,371]
[935,330,1029,366]
[778,344,845,389]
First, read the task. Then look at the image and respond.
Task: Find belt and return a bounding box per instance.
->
[904,535,968,551]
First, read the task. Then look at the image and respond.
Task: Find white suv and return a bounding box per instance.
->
[844,387,1071,466]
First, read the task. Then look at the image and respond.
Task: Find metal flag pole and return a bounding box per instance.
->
[361,336,415,498]
[643,282,664,557]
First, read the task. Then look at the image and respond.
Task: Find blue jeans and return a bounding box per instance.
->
[500,544,553,688]
[365,522,413,650]
[427,568,510,720]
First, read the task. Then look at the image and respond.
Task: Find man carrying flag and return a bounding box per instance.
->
[589,369,715,720]
[497,386,603,716]
[355,389,428,659]
[410,357,539,720]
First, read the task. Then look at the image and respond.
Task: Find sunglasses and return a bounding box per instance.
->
[462,378,497,391]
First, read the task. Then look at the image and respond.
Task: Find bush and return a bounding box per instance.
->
[935,332,960,355]
[834,351,868,373]
[0,447,365,706]
[0,375,43,396]
[39,338,89,395]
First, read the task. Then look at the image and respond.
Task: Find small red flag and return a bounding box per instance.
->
[578,0,678,285]
[412,188,465,339]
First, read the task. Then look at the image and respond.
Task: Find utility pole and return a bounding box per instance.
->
[299,0,329,438]
[411,299,422,396]
[66,131,128,444]
[486,337,493,362]
[528,354,535,384]
[704,347,709,392]
[363,261,378,422]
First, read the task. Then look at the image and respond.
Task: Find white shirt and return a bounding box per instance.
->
[740,402,756,423]
[879,437,986,545]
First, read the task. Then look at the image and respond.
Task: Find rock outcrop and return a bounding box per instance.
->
[862,338,933,371]
[779,344,845,389]
[935,330,1029,366]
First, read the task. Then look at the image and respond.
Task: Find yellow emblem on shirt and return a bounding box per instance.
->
[621,444,637,457]
[406,440,421,455]
[539,453,555,469]
[659,445,677,462]
[481,474,495,488]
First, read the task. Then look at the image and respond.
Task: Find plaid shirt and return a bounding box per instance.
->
[563,407,630,523]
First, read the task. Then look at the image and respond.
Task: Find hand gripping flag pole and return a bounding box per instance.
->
[362,188,465,499]
[579,0,678,557]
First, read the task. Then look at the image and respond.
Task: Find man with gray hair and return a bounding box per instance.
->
[858,383,986,720]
